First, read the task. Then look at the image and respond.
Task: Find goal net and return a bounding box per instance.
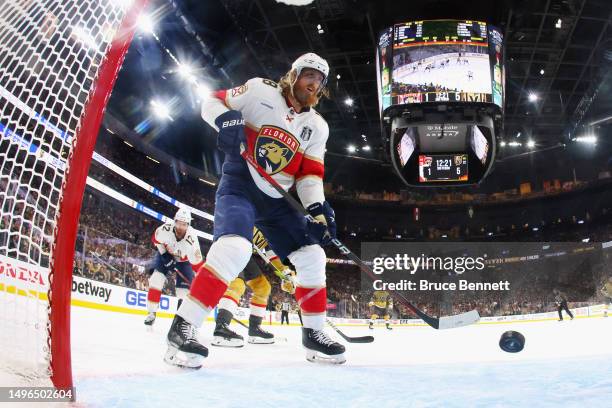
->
[0,0,146,389]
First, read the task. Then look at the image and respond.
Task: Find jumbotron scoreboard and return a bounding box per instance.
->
[377,18,503,187]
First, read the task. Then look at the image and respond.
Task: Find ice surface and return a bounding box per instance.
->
[2,306,612,407]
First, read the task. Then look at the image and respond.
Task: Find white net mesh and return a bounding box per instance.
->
[0,0,137,383]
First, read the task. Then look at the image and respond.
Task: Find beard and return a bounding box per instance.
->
[293,83,319,107]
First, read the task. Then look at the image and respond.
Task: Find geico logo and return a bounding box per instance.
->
[126,290,170,310]
[222,119,244,128]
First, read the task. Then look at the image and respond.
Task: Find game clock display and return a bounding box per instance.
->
[419,154,468,182]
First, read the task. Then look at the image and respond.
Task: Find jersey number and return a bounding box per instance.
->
[262,79,278,88]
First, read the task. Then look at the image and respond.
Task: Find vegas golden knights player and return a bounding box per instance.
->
[369,290,393,330]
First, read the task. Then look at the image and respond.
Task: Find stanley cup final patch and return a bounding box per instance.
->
[255,125,300,175]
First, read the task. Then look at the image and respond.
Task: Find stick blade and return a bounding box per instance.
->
[344,335,374,343]
[437,309,480,330]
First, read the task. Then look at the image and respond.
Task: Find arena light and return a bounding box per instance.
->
[508,141,522,147]
[540,69,545,75]
[347,145,356,153]
[575,135,597,144]
[317,24,324,34]
[344,97,354,107]
[150,100,172,121]
[528,92,539,102]
[336,74,341,80]
[578,220,585,224]
[177,62,195,81]
[198,178,216,186]
[362,145,371,151]
[555,18,562,29]
[527,140,535,148]
[137,14,155,34]
[146,155,160,164]
[123,141,133,148]
[582,238,590,243]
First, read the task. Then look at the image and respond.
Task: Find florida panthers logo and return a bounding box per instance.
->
[255,126,299,175]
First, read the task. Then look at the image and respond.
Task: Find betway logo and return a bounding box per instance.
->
[72,279,112,303]
[0,258,46,286]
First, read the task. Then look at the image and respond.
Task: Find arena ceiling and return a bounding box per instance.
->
[105,0,612,180]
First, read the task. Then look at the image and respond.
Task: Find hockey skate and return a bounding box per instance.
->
[212,308,244,347]
[368,321,374,330]
[212,322,244,347]
[164,315,208,369]
[248,315,274,344]
[144,312,156,326]
[302,328,346,364]
[386,322,393,330]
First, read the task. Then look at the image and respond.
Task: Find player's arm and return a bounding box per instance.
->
[200,78,259,131]
[185,231,205,271]
[295,119,328,209]
[152,224,175,268]
[152,224,169,254]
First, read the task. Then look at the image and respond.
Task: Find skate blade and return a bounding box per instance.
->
[305,349,346,365]
[163,345,204,369]
[211,336,244,348]
[248,336,275,344]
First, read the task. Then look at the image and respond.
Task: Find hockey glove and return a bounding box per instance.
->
[280,268,297,294]
[160,252,176,271]
[214,110,246,155]
[306,201,337,246]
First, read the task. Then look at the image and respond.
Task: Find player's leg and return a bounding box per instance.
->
[165,183,254,368]
[144,254,169,326]
[384,311,392,330]
[213,276,246,347]
[174,261,195,308]
[557,304,563,321]
[245,272,274,344]
[257,198,345,363]
[369,308,379,330]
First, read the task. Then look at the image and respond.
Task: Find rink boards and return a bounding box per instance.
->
[1,254,608,327]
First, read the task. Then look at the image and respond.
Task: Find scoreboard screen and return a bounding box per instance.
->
[419,154,468,183]
[377,19,504,114]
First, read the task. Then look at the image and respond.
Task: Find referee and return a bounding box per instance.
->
[554,289,574,321]
[280,299,291,325]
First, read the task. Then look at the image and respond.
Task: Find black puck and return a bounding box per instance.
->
[499,330,525,353]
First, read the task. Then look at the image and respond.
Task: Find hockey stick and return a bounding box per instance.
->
[259,249,375,343]
[240,144,480,330]
[326,318,374,343]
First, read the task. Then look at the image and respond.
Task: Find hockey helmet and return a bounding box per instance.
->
[174,208,192,225]
[291,53,329,87]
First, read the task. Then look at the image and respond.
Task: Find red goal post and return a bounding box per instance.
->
[0,0,148,390]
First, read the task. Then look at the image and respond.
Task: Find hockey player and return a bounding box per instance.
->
[212,226,295,347]
[601,277,612,317]
[368,290,393,330]
[164,52,345,368]
[145,208,203,326]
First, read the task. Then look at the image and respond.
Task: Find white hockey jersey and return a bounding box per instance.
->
[152,222,203,267]
[201,77,329,208]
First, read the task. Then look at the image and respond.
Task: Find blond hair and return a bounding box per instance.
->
[278,69,330,107]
